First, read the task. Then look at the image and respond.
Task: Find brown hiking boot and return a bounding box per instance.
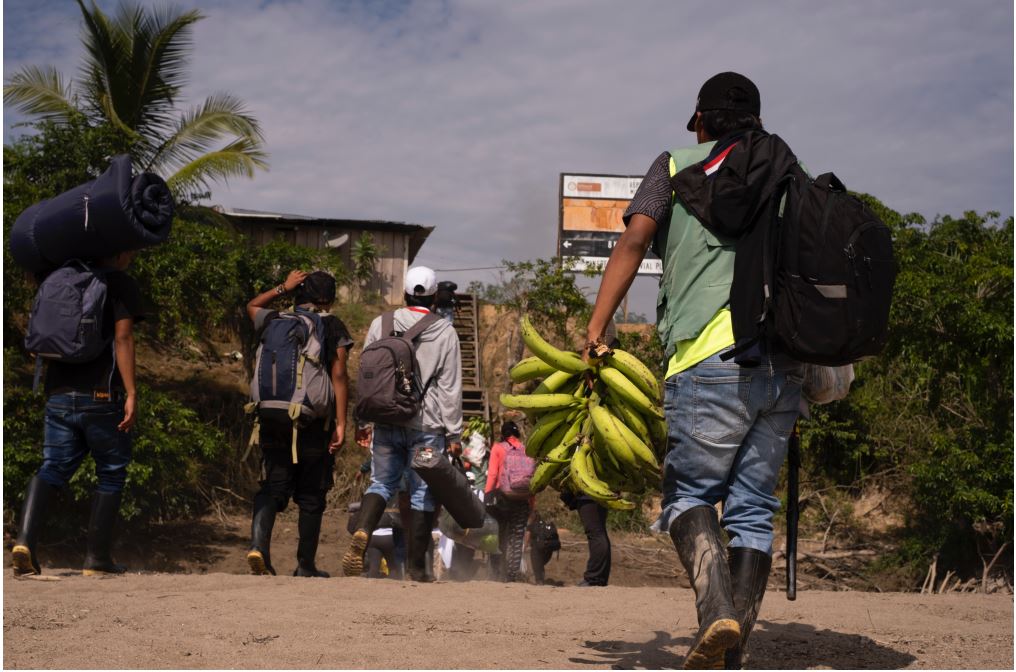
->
[246,549,274,576]
[11,544,39,576]
[684,618,740,669]
[342,530,369,576]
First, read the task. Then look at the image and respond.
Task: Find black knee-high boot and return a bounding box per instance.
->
[12,476,57,576]
[670,506,740,669]
[294,512,329,577]
[407,509,436,583]
[247,491,278,575]
[342,493,386,577]
[724,548,772,669]
[83,491,127,575]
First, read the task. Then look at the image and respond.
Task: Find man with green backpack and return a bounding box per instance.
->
[245,270,352,577]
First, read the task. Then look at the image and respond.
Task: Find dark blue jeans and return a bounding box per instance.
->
[657,350,803,554]
[37,393,132,493]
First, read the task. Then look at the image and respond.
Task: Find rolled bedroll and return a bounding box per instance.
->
[9,154,174,273]
[412,447,486,529]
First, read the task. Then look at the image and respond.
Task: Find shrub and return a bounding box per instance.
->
[3,368,225,524]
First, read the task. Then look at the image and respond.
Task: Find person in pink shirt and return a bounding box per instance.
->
[485,421,534,581]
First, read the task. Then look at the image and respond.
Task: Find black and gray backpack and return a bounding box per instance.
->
[764,166,896,366]
[355,311,440,425]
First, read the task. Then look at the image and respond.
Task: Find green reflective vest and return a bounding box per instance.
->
[654,142,738,358]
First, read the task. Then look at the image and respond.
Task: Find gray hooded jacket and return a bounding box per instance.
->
[363,307,463,443]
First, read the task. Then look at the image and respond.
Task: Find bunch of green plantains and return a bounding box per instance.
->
[501,316,666,510]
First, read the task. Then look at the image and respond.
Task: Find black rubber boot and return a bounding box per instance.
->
[342,493,386,577]
[724,548,772,670]
[82,491,127,575]
[294,511,329,577]
[12,476,57,576]
[407,509,436,583]
[246,491,277,576]
[670,506,740,669]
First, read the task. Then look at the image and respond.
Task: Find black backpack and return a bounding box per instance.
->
[355,311,440,425]
[764,166,896,366]
[530,518,561,555]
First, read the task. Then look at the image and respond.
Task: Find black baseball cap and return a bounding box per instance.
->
[687,72,761,132]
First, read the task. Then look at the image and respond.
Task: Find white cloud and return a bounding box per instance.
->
[4,0,1013,317]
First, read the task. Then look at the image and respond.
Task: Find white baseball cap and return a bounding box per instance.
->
[405,266,438,296]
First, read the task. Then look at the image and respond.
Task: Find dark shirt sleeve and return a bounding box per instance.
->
[623,152,673,227]
[106,272,146,324]
[325,316,354,356]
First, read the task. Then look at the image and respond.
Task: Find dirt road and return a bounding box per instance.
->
[4,570,1011,669]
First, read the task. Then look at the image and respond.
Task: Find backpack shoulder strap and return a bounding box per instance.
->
[402,311,441,342]
[295,306,326,338]
[381,311,396,338]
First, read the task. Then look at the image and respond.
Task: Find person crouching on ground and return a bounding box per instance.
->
[245,270,352,577]
[342,266,463,582]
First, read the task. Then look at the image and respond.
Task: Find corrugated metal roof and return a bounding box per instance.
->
[214,206,434,263]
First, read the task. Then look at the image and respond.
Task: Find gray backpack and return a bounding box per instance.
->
[26,261,110,362]
[247,307,334,463]
[355,311,440,425]
[25,261,111,390]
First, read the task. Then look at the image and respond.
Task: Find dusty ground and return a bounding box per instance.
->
[3,512,1013,670]
[4,570,1012,670]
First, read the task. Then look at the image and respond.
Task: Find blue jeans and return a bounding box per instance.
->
[657,350,803,554]
[37,393,132,493]
[366,424,445,512]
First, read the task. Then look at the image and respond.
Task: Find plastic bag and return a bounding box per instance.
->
[802,363,855,405]
[463,432,488,466]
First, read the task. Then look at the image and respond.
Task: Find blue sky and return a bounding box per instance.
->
[4,0,1014,318]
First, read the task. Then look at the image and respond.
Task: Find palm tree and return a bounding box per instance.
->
[4,0,267,199]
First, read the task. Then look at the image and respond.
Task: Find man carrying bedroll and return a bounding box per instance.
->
[245,270,352,577]
[583,73,803,669]
[12,250,143,577]
[343,266,463,582]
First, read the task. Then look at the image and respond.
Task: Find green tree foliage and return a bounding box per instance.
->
[351,233,382,302]
[468,257,594,346]
[802,203,1013,580]
[130,208,350,341]
[3,0,266,201]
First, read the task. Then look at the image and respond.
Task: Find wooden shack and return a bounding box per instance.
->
[217,207,433,305]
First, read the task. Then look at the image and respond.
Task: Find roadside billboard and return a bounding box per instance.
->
[558,173,661,275]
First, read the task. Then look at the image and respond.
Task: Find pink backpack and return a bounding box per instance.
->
[497,437,536,499]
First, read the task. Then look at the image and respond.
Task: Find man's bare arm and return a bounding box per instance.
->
[585,214,658,348]
[329,346,349,453]
[114,316,137,431]
[245,270,308,322]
